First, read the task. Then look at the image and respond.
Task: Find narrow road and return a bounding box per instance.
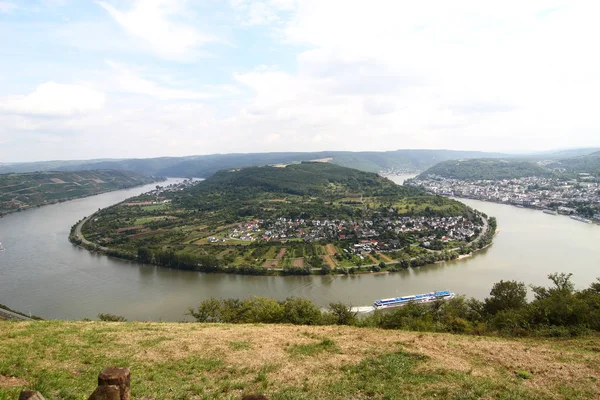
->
[0,307,33,321]
[74,214,108,251]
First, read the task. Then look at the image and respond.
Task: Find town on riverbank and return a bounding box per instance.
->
[407,175,600,224]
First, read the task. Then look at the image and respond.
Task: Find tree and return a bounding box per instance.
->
[282,297,323,325]
[320,264,332,275]
[379,261,386,268]
[326,302,357,325]
[137,247,153,264]
[188,298,222,322]
[483,280,527,315]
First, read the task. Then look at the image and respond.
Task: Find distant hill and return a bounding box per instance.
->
[418,159,551,180]
[0,170,160,216]
[0,149,508,177]
[546,151,600,176]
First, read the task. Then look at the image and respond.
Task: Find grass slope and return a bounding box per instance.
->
[0,170,160,216]
[0,321,598,400]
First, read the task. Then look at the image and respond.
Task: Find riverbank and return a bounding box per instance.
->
[1,321,598,399]
[448,195,600,226]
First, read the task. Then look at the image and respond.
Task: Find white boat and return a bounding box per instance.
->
[373,291,455,309]
[570,216,592,224]
[543,210,557,215]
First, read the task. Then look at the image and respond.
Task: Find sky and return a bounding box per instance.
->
[1,0,600,162]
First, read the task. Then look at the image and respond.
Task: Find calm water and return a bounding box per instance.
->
[0,175,599,321]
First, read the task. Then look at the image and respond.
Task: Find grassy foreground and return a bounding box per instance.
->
[1,322,599,399]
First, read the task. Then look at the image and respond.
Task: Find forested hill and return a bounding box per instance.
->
[0,170,160,215]
[0,149,507,176]
[172,162,472,221]
[191,162,409,197]
[417,159,551,180]
[546,151,600,176]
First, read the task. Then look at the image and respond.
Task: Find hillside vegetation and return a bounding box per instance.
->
[0,149,507,176]
[547,151,600,175]
[0,170,160,216]
[0,321,598,400]
[418,159,552,180]
[77,163,486,274]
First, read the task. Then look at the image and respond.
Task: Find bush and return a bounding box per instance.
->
[97,313,127,322]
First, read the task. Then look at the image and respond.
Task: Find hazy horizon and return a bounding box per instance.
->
[2,1,600,162]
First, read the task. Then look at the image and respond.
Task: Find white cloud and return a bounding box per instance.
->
[104,61,218,100]
[97,0,216,60]
[0,82,105,116]
[0,1,16,13]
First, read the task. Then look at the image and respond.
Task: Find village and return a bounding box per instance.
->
[209,214,482,253]
[408,175,600,222]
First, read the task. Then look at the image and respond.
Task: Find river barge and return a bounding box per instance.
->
[570,216,592,224]
[543,210,558,215]
[373,291,455,309]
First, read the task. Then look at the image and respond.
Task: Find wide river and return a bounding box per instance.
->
[1,176,599,321]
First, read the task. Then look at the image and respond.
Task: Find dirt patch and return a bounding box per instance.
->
[0,375,27,388]
[367,254,378,264]
[322,255,336,269]
[50,178,65,184]
[276,248,287,259]
[116,225,144,233]
[325,244,337,255]
[378,253,393,262]
[129,229,164,239]
[292,258,304,267]
[262,259,279,269]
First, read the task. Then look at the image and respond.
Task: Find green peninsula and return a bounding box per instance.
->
[75,163,495,274]
[0,170,161,216]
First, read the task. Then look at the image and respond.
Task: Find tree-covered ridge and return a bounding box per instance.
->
[0,170,160,216]
[0,149,508,176]
[173,163,470,223]
[189,162,409,197]
[547,151,600,176]
[418,159,551,180]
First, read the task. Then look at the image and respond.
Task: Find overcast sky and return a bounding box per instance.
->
[1,0,599,162]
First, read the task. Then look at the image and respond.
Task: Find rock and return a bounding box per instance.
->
[88,385,120,400]
[97,368,131,400]
[18,390,45,400]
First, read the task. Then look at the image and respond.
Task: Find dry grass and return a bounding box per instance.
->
[0,322,598,399]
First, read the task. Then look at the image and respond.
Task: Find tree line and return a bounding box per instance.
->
[188,273,600,337]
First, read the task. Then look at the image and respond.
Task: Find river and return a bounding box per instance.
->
[0,175,599,321]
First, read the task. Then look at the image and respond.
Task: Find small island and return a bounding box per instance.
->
[71,162,496,275]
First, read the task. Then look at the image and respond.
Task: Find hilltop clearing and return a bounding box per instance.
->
[76,163,493,274]
[0,321,598,399]
[0,170,161,216]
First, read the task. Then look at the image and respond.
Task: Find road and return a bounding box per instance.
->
[73,214,108,251]
[0,307,33,321]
